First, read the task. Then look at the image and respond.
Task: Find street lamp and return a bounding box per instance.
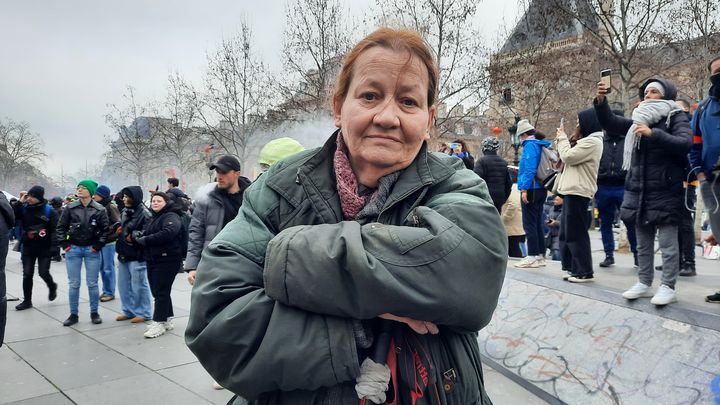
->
[508,115,521,166]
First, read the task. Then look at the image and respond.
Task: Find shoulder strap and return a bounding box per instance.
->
[693,98,709,135]
[44,204,52,218]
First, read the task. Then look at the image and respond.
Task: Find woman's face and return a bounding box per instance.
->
[151,196,166,212]
[333,47,435,177]
[122,195,133,207]
[644,87,663,100]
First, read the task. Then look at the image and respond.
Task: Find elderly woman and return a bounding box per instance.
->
[185,28,507,405]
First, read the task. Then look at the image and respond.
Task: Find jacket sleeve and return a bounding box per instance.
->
[185,182,359,399]
[95,207,109,248]
[594,98,633,135]
[473,159,485,178]
[557,134,601,165]
[49,207,58,250]
[517,143,539,190]
[688,108,703,172]
[184,201,207,270]
[55,208,70,247]
[648,112,692,155]
[139,214,181,246]
[263,164,507,333]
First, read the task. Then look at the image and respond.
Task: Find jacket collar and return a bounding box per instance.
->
[265,130,456,222]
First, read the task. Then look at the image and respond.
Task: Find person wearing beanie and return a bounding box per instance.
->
[257,137,305,175]
[515,120,552,269]
[92,185,121,303]
[55,180,110,326]
[474,136,512,212]
[595,77,692,306]
[555,109,604,283]
[12,185,59,310]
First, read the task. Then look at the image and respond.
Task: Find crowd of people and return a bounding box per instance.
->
[468,56,720,309]
[0,26,718,405]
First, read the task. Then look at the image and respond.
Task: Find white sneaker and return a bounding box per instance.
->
[163,321,174,331]
[212,380,225,390]
[514,257,539,268]
[536,257,546,267]
[144,321,167,338]
[650,285,677,306]
[622,282,653,300]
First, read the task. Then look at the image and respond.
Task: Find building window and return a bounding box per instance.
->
[501,85,513,104]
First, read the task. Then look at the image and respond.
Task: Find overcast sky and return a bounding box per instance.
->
[0,0,520,179]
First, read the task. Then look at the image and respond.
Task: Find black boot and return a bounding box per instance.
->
[91,312,102,325]
[48,282,57,301]
[63,314,79,326]
[15,301,32,311]
[679,263,696,277]
[599,255,615,267]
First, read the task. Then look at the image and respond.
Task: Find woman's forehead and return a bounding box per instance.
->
[352,48,427,86]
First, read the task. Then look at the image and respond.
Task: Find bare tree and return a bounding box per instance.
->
[191,20,275,164]
[280,0,353,117]
[0,118,47,187]
[105,86,160,186]
[151,71,208,182]
[675,0,720,100]
[375,0,491,135]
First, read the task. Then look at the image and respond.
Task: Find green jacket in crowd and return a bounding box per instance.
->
[185,133,508,405]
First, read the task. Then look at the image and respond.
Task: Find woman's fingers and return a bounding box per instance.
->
[379,314,439,334]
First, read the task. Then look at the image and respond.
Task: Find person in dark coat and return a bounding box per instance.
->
[115,186,152,323]
[132,191,183,338]
[12,186,58,310]
[596,109,638,268]
[594,78,692,306]
[0,192,14,347]
[474,136,512,212]
[93,185,121,303]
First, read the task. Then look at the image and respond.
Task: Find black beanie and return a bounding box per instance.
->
[577,108,603,137]
[27,185,45,201]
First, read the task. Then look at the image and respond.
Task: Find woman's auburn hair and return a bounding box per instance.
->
[333,27,439,108]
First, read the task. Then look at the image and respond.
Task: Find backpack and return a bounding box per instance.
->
[21,204,52,222]
[535,146,561,191]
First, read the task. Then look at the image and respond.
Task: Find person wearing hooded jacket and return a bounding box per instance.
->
[555,109,604,283]
[474,136,512,212]
[115,186,152,323]
[56,180,110,326]
[132,192,184,338]
[12,186,59,310]
[92,185,121,303]
[596,109,638,268]
[0,192,15,347]
[515,119,552,268]
[594,78,692,306]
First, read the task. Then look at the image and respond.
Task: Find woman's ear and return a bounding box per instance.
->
[425,105,436,140]
[333,97,343,128]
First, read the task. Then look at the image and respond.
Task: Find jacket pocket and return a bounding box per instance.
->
[426,332,484,405]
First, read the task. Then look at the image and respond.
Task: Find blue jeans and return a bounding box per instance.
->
[521,188,547,256]
[100,243,116,297]
[595,185,637,256]
[65,245,101,315]
[117,260,152,319]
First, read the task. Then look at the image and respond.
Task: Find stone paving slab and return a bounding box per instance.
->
[0,346,58,404]
[5,393,75,405]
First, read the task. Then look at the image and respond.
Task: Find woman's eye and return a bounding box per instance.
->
[401,98,417,107]
[362,93,377,101]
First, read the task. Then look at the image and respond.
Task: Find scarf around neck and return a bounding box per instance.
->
[622,99,681,170]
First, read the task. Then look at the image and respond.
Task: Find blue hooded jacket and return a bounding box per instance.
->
[518,138,552,190]
[689,83,720,180]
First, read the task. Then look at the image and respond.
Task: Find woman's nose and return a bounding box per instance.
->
[373,99,400,128]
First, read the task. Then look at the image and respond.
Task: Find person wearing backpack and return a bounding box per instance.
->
[555,109,604,283]
[93,185,121,303]
[516,120,552,268]
[12,186,59,310]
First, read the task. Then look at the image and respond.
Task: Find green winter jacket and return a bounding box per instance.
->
[185,133,507,405]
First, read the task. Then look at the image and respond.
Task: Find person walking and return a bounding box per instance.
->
[12,186,58,310]
[93,185,120,302]
[0,192,15,347]
[132,192,184,338]
[689,55,720,303]
[515,119,552,268]
[474,136,512,212]
[56,180,110,326]
[595,78,692,305]
[555,109,604,283]
[596,109,638,268]
[115,186,152,324]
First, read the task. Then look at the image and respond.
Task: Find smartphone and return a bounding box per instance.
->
[601,69,612,94]
[448,142,459,149]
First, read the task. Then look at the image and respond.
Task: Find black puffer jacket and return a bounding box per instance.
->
[473,151,512,210]
[55,199,109,249]
[14,200,58,257]
[597,110,628,186]
[0,192,14,348]
[116,186,152,263]
[136,201,183,265]
[96,196,121,243]
[594,78,693,226]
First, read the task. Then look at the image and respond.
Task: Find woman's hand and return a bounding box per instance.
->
[379,313,439,335]
[634,123,652,137]
[596,81,607,103]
